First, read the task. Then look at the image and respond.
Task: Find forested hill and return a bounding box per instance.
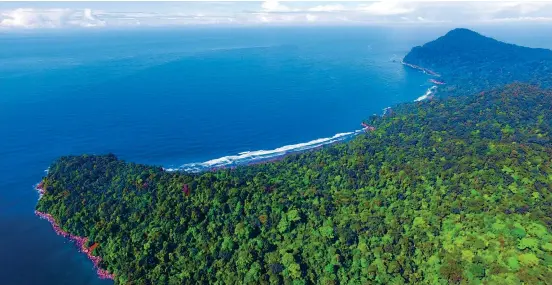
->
[403,28,552,95]
[37,83,552,284]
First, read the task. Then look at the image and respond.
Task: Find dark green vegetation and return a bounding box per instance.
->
[37,83,552,284]
[403,28,552,95]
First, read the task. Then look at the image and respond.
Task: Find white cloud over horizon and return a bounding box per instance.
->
[1,1,552,29]
[0,7,106,28]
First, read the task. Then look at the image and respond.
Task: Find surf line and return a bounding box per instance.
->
[165,130,364,173]
[415,85,438,102]
[401,61,441,77]
[401,61,444,102]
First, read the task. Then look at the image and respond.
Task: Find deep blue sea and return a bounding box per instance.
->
[1,25,551,284]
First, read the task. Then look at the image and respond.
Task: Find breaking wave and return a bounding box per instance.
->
[415,85,437,102]
[167,130,363,173]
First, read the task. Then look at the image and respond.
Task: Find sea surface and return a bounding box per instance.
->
[1,25,551,284]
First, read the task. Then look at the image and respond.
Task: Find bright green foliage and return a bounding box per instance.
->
[507,256,520,271]
[511,227,526,239]
[36,84,552,284]
[519,253,539,266]
[518,238,539,250]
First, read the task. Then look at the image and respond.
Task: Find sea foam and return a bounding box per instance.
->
[415,85,437,102]
[168,130,363,173]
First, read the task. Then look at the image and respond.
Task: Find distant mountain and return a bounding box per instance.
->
[404,28,552,95]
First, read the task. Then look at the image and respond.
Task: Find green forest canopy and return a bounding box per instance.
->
[37,83,552,284]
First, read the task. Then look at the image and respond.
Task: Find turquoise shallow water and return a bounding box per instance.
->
[1,25,551,284]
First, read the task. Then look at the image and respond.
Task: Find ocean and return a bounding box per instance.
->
[1,25,551,284]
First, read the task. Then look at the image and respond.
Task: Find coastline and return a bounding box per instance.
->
[167,130,364,173]
[400,61,442,102]
[166,105,400,174]
[429,78,446,85]
[35,181,45,200]
[35,183,115,281]
[33,66,429,281]
[401,61,441,77]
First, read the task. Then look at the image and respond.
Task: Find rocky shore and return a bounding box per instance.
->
[35,183,114,280]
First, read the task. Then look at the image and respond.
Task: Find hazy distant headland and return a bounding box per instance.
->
[403,28,552,96]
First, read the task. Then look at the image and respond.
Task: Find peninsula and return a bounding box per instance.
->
[36,29,552,284]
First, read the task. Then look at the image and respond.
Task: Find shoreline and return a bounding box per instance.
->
[35,184,115,281]
[167,106,399,174]
[167,130,364,173]
[400,61,442,102]
[35,181,45,199]
[193,135,360,173]
[429,78,446,85]
[401,61,441,77]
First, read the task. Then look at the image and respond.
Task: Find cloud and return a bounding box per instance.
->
[357,2,414,16]
[461,2,552,23]
[252,1,421,24]
[308,5,345,13]
[1,2,552,28]
[0,8,105,28]
[482,2,548,15]
[258,1,414,17]
[484,16,552,23]
[257,13,271,23]
[78,9,106,27]
[261,1,293,13]
[0,8,70,28]
[514,2,549,15]
[306,14,317,22]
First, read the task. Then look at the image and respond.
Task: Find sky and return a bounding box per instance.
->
[1,1,552,29]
